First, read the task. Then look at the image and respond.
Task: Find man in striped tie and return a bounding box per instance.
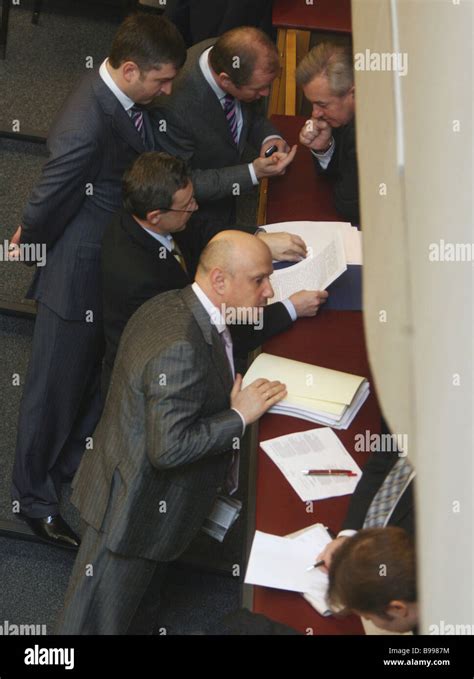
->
[155,27,297,226]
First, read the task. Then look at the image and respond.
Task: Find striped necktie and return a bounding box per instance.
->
[222,93,239,145]
[363,457,414,528]
[130,105,146,145]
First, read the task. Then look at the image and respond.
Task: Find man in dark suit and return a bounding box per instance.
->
[316,420,415,570]
[57,231,288,634]
[153,27,297,225]
[297,41,359,224]
[9,15,186,549]
[101,152,328,394]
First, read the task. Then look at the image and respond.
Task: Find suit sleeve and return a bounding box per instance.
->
[153,108,255,202]
[230,301,293,358]
[21,129,102,248]
[341,450,398,531]
[247,112,283,151]
[144,340,243,469]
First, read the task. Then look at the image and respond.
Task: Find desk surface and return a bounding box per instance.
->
[247,115,378,635]
[272,0,352,34]
[267,115,345,223]
[250,312,380,634]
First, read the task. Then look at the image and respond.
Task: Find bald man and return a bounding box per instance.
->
[57,232,287,635]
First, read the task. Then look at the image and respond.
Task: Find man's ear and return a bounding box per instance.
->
[386,600,409,619]
[146,209,162,225]
[209,267,226,295]
[217,72,233,90]
[121,61,140,82]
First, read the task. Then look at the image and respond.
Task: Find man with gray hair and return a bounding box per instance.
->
[297,41,359,224]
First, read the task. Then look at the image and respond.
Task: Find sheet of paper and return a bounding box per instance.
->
[269,232,347,303]
[260,427,361,501]
[244,530,329,593]
[264,219,362,265]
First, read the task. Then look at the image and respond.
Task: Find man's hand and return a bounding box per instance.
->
[316,536,349,573]
[289,290,329,317]
[231,374,287,425]
[253,145,297,179]
[8,225,22,260]
[257,231,307,262]
[260,138,290,157]
[299,117,333,152]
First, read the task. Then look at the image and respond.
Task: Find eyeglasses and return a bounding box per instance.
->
[154,195,198,213]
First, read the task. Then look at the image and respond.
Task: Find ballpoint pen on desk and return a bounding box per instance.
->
[301,469,357,476]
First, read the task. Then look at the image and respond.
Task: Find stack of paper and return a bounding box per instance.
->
[265,220,362,266]
[244,525,333,617]
[260,427,362,501]
[243,353,370,429]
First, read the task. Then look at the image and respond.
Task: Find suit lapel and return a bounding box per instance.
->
[180,286,234,393]
[121,213,191,281]
[92,75,145,154]
[190,64,238,153]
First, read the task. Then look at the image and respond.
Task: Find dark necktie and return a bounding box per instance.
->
[130,105,147,145]
[222,93,239,145]
[170,238,188,274]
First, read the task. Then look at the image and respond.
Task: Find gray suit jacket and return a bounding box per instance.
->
[21,71,156,321]
[152,38,281,223]
[71,285,243,562]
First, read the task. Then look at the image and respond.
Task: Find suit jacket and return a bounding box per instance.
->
[101,209,293,391]
[71,285,244,562]
[313,118,360,224]
[152,38,281,224]
[21,71,156,321]
[342,449,415,535]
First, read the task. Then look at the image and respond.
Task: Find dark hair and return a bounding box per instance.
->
[327,528,417,618]
[209,27,279,87]
[122,152,190,218]
[109,14,186,72]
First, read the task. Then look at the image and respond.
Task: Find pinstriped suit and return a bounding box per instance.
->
[12,71,157,519]
[57,286,243,634]
[153,38,282,225]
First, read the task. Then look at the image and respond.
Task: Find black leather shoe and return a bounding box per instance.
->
[19,513,80,550]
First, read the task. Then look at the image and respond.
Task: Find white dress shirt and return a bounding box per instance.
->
[99,58,135,114]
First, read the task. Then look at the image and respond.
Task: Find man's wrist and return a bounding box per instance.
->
[313,137,334,154]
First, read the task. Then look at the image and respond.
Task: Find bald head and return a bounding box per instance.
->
[197,230,271,277]
[195,231,274,311]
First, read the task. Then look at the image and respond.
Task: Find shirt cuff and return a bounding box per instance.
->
[281,298,297,322]
[337,529,357,538]
[231,408,246,436]
[311,137,335,170]
[262,134,284,146]
[248,162,259,186]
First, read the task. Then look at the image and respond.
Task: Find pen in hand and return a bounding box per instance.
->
[306,559,325,571]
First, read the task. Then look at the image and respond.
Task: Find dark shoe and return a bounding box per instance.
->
[19,513,80,550]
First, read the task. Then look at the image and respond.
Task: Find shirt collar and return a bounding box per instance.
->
[199,46,227,102]
[99,58,135,112]
[142,227,174,251]
[191,282,226,332]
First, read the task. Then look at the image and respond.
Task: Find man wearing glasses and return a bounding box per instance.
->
[101,152,328,396]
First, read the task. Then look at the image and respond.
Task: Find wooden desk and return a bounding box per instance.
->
[269,0,352,116]
[258,114,343,225]
[245,111,380,635]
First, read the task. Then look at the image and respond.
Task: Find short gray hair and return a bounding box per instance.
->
[296,41,354,96]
